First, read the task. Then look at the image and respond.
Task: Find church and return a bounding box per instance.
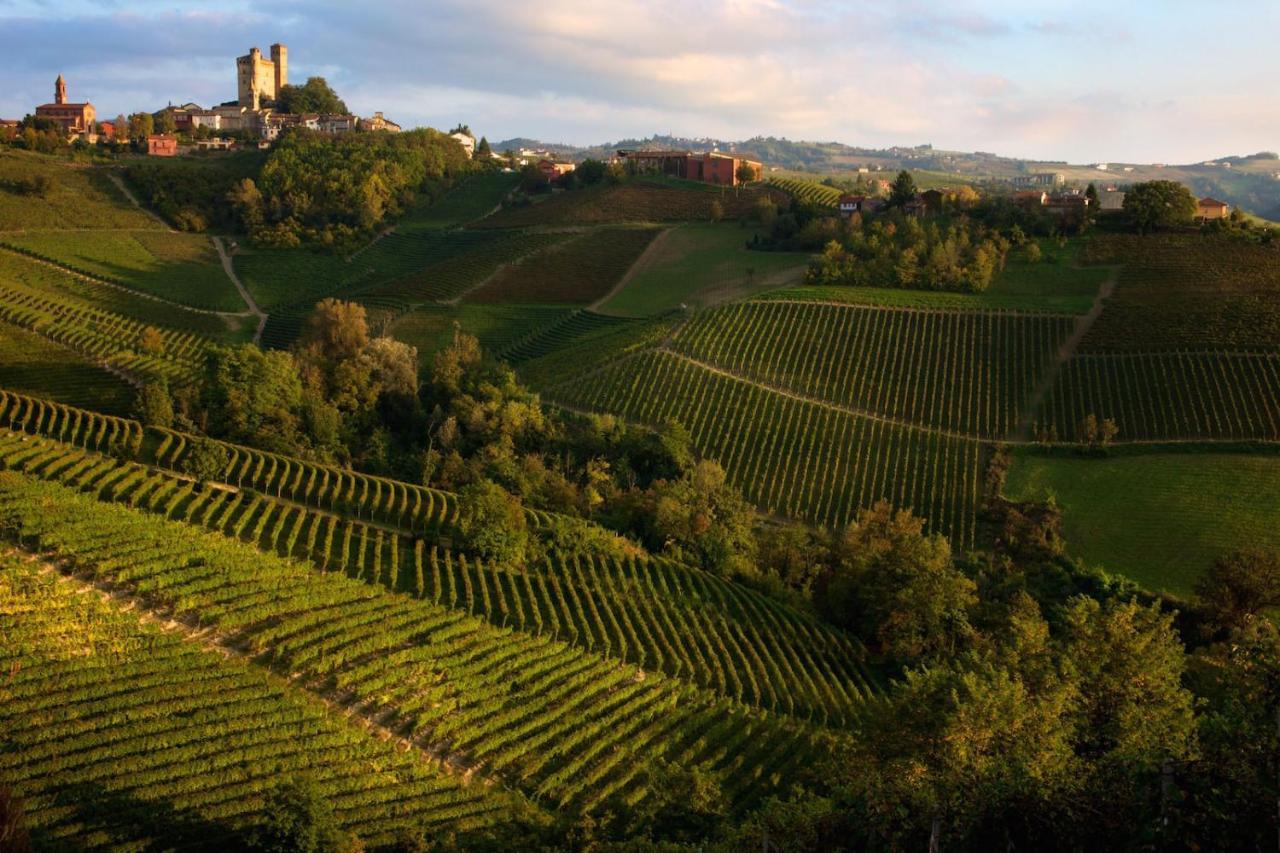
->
[35,75,95,134]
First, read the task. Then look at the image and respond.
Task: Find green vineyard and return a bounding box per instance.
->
[1040,351,1280,441]
[669,300,1075,437]
[0,550,513,850]
[0,321,136,414]
[0,469,835,819]
[548,349,985,544]
[766,177,842,210]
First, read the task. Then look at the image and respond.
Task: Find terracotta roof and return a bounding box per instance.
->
[36,103,91,109]
[1198,197,1229,207]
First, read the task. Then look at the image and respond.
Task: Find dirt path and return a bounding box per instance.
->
[213,236,267,344]
[106,172,174,232]
[1012,265,1119,441]
[589,226,676,312]
[17,548,493,784]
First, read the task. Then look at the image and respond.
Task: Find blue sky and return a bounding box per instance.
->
[1,0,1275,163]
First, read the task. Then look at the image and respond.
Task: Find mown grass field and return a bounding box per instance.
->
[467,227,659,304]
[0,151,158,231]
[599,223,808,317]
[1004,449,1280,595]
[1,230,245,311]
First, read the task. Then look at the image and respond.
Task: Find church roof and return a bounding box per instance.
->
[36,103,92,110]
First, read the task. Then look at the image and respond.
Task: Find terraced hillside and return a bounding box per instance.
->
[0,322,135,414]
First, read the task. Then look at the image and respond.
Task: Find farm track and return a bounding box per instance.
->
[214,236,268,344]
[589,226,675,312]
[106,172,175,232]
[1014,266,1118,441]
[16,549,495,785]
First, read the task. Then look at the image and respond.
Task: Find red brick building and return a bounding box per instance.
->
[147,134,179,157]
[34,74,95,135]
[537,159,576,181]
[618,149,762,186]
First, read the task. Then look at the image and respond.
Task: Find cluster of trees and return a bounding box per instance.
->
[230,129,473,247]
[273,77,349,116]
[124,152,264,232]
[805,214,1012,293]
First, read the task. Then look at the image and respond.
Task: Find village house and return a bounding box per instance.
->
[1196,197,1230,221]
[838,194,884,217]
[361,112,401,133]
[146,134,179,157]
[193,137,236,152]
[451,132,476,158]
[1012,172,1065,188]
[1014,190,1049,208]
[1098,189,1126,213]
[35,75,95,136]
[537,159,576,181]
[1044,191,1091,217]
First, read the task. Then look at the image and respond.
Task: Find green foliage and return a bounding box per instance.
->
[646,460,756,576]
[1194,549,1280,630]
[821,501,975,663]
[134,380,174,428]
[1123,180,1198,232]
[888,169,918,207]
[181,437,229,484]
[249,776,354,853]
[274,77,349,115]
[457,479,528,563]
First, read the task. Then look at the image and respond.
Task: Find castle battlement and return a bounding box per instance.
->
[237,43,287,109]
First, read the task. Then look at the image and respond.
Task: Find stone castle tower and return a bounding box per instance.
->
[236,43,287,109]
[55,74,66,105]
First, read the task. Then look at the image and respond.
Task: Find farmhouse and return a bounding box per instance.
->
[361,112,401,133]
[617,149,763,186]
[838,194,884,217]
[537,159,576,181]
[35,75,95,135]
[1014,190,1048,208]
[1098,189,1126,212]
[146,134,179,157]
[1196,197,1230,221]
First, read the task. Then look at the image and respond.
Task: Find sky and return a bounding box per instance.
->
[1,0,1276,164]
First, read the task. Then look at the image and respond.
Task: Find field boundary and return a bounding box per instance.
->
[589,225,676,312]
[214,236,267,343]
[105,171,175,232]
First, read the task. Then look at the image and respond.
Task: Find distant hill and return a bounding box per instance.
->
[493,134,1280,219]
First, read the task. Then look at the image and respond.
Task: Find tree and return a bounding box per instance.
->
[181,437,230,486]
[735,161,758,185]
[1195,550,1280,630]
[821,501,975,663]
[274,77,348,115]
[226,178,265,231]
[1025,242,1043,263]
[301,299,369,365]
[199,344,306,453]
[134,380,174,428]
[708,200,724,223]
[1122,180,1197,233]
[0,787,31,853]
[476,136,492,158]
[574,158,607,186]
[137,326,165,356]
[753,195,777,228]
[154,109,177,135]
[457,479,528,564]
[889,170,919,207]
[647,460,756,576]
[127,111,154,142]
[1085,182,1099,209]
[249,776,355,853]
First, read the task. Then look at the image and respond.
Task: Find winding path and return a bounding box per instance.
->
[213,236,267,345]
[105,172,174,232]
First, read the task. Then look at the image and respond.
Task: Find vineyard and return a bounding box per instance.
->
[1039,351,1280,441]
[466,227,660,304]
[0,151,160,230]
[0,469,837,820]
[669,300,1075,438]
[0,389,877,725]
[0,321,135,414]
[474,181,784,229]
[0,230,245,312]
[0,549,515,849]
[548,349,984,545]
[396,171,519,229]
[766,177,842,210]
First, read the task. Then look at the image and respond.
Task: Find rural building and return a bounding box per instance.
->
[1098,189,1126,212]
[1196,197,1230,221]
[838,195,884,217]
[1012,172,1066,188]
[317,114,357,134]
[537,159,576,181]
[35,74,95,135]
[1014,190,1048,208]
[361,112,401,133]
[147,134,179,157]
[617,149,763,186]
[1044,192,1091,216]
[451,132,476,158]
[902,196,928,217]
[193,138,236,151]
[237,44,287,109]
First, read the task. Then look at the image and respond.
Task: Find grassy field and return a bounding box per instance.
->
[467,227,659,304]
[399,171,519,229]
[599,223,809,317]
[0,321,135,414]
[761,239,1105,314]
[1,230,245,311]
[0,151,159,231]
[1004,449,1280,595]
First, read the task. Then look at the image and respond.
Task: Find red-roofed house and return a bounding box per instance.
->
[1196,197,1230,221]
[147,134,179,157]
[537,159,576,181]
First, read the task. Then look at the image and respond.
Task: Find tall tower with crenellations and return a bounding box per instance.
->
[55,74,66,105]
[237,44,287,109]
